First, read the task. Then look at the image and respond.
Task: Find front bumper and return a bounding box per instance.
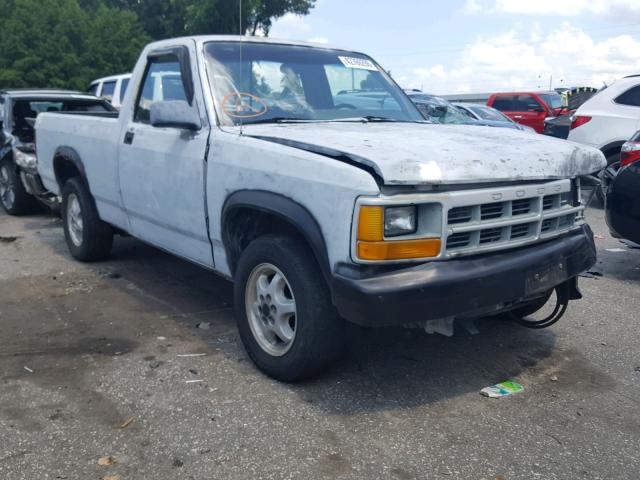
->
[332,225,596,327]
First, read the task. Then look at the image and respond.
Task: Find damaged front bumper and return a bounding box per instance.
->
[331,224,596,327]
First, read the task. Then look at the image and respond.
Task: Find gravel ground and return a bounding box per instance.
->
[0,204,639,480]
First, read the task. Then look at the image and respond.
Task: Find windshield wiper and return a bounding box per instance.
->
[241,117,315,125]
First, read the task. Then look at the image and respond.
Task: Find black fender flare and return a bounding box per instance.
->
[53,146,89,188]
[600,141,625,159]
[222,190,332,285]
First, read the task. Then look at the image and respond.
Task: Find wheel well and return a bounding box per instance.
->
[601,143,624,162]
[53,155,82,188]
[223,208,309,276]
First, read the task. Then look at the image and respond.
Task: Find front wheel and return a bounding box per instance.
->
[233,234,345,381]
[61,177,113,261]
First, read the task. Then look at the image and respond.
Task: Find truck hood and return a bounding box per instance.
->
[242,122,606,185]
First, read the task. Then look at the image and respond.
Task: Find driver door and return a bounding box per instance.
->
[118,46,213,267]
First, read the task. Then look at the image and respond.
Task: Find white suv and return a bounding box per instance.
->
[88,73,131,109]
[568,75,640,164]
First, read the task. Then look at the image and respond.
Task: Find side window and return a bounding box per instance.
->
[517,95,543,111]
[88,83,99,96]
[492,95,515,111]
[615,85,640,107]
[119,78,130,100]
[134,56,186,123]
[101,81,116,101]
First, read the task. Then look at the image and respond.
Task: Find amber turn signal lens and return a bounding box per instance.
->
[357,239,441,261]
[357,206,384,241]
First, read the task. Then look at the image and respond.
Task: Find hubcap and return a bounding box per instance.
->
[0,165,15,210]
[245,263,297,357]
[66,193,83,247]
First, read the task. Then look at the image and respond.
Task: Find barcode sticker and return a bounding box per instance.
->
[338,56,378,71]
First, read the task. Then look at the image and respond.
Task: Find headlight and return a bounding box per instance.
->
[384,206,417,237]
[356,205,441,261]
[13,147,37,170]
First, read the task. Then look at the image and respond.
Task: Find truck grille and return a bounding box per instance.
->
[444,181,583,256]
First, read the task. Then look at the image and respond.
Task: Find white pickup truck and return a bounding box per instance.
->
[36,36,605,381]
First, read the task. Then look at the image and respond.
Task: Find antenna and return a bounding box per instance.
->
[239,0,244,135]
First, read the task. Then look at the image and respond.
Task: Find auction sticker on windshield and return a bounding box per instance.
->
[338,56,378,71]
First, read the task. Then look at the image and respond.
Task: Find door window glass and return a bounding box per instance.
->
[101,81,116,101]
[134,56,186,123]
[119,78,130,100]
[88,83,99,96]
[516,95,543,111]
[615,85,640,107]
[492,96,516,111]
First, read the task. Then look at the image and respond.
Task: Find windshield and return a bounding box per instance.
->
[408,94,471,124]
[469,105,512,122]
[204,42,423,125]
[538,93,565,110]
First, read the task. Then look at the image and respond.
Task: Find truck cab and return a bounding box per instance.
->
[487,91,567,133]
[36,37,605,381]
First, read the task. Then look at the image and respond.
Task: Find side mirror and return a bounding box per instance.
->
[150,100,201,130]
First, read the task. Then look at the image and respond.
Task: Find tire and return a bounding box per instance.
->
[0,157,37,215]
[233,234,344,381]
[596,153,620,204]
[61,177,113,261]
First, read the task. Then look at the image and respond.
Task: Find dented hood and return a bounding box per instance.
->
[242,122,606,185]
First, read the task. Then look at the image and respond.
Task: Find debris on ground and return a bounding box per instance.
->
[101,476,122,480]
[606,248,626,253]
[0,236,19,243]
[550,375,559,382]
[173,458,184,468]
[23,366,33,373]
[196,322,211,330]
[620,239,640,249]
[580,270,603,279]
[189,369,198,375]
[98,456,117,466]
[594,234,605,240]
[480,381,524,398]
[186,379,204,384]
[119,417,135,429]
[157,336,167,341]
[177,353,207,357]
[149,361,162,369]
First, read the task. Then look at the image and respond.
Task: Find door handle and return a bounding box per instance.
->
[123,131,135,145]
[514,115,523,119]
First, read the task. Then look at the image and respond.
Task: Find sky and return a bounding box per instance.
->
[269,0,640,94]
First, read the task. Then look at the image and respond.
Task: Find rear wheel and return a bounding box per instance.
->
[0,158,37,215]
[234,234,344,381]
[61,177,113,261]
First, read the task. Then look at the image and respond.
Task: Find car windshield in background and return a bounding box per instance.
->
[409,95,471,124]
[538,93,565,109]
[469,105,512,122]
[11,99,113,142]
[204,42,423,126]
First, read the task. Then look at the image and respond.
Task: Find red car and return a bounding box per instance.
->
[487,91,568,133]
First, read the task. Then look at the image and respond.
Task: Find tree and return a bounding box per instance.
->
[0,0,148,90]
[85,0,316,39]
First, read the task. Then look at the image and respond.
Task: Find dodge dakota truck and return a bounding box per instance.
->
[36,36,606,381]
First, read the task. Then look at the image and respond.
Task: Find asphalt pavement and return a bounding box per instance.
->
[0,205,639,479]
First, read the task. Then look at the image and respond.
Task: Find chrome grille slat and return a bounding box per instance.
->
[445,182,583,255]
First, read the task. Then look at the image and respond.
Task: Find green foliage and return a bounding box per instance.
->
[0,0,316,90]
[0,0,148,90]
